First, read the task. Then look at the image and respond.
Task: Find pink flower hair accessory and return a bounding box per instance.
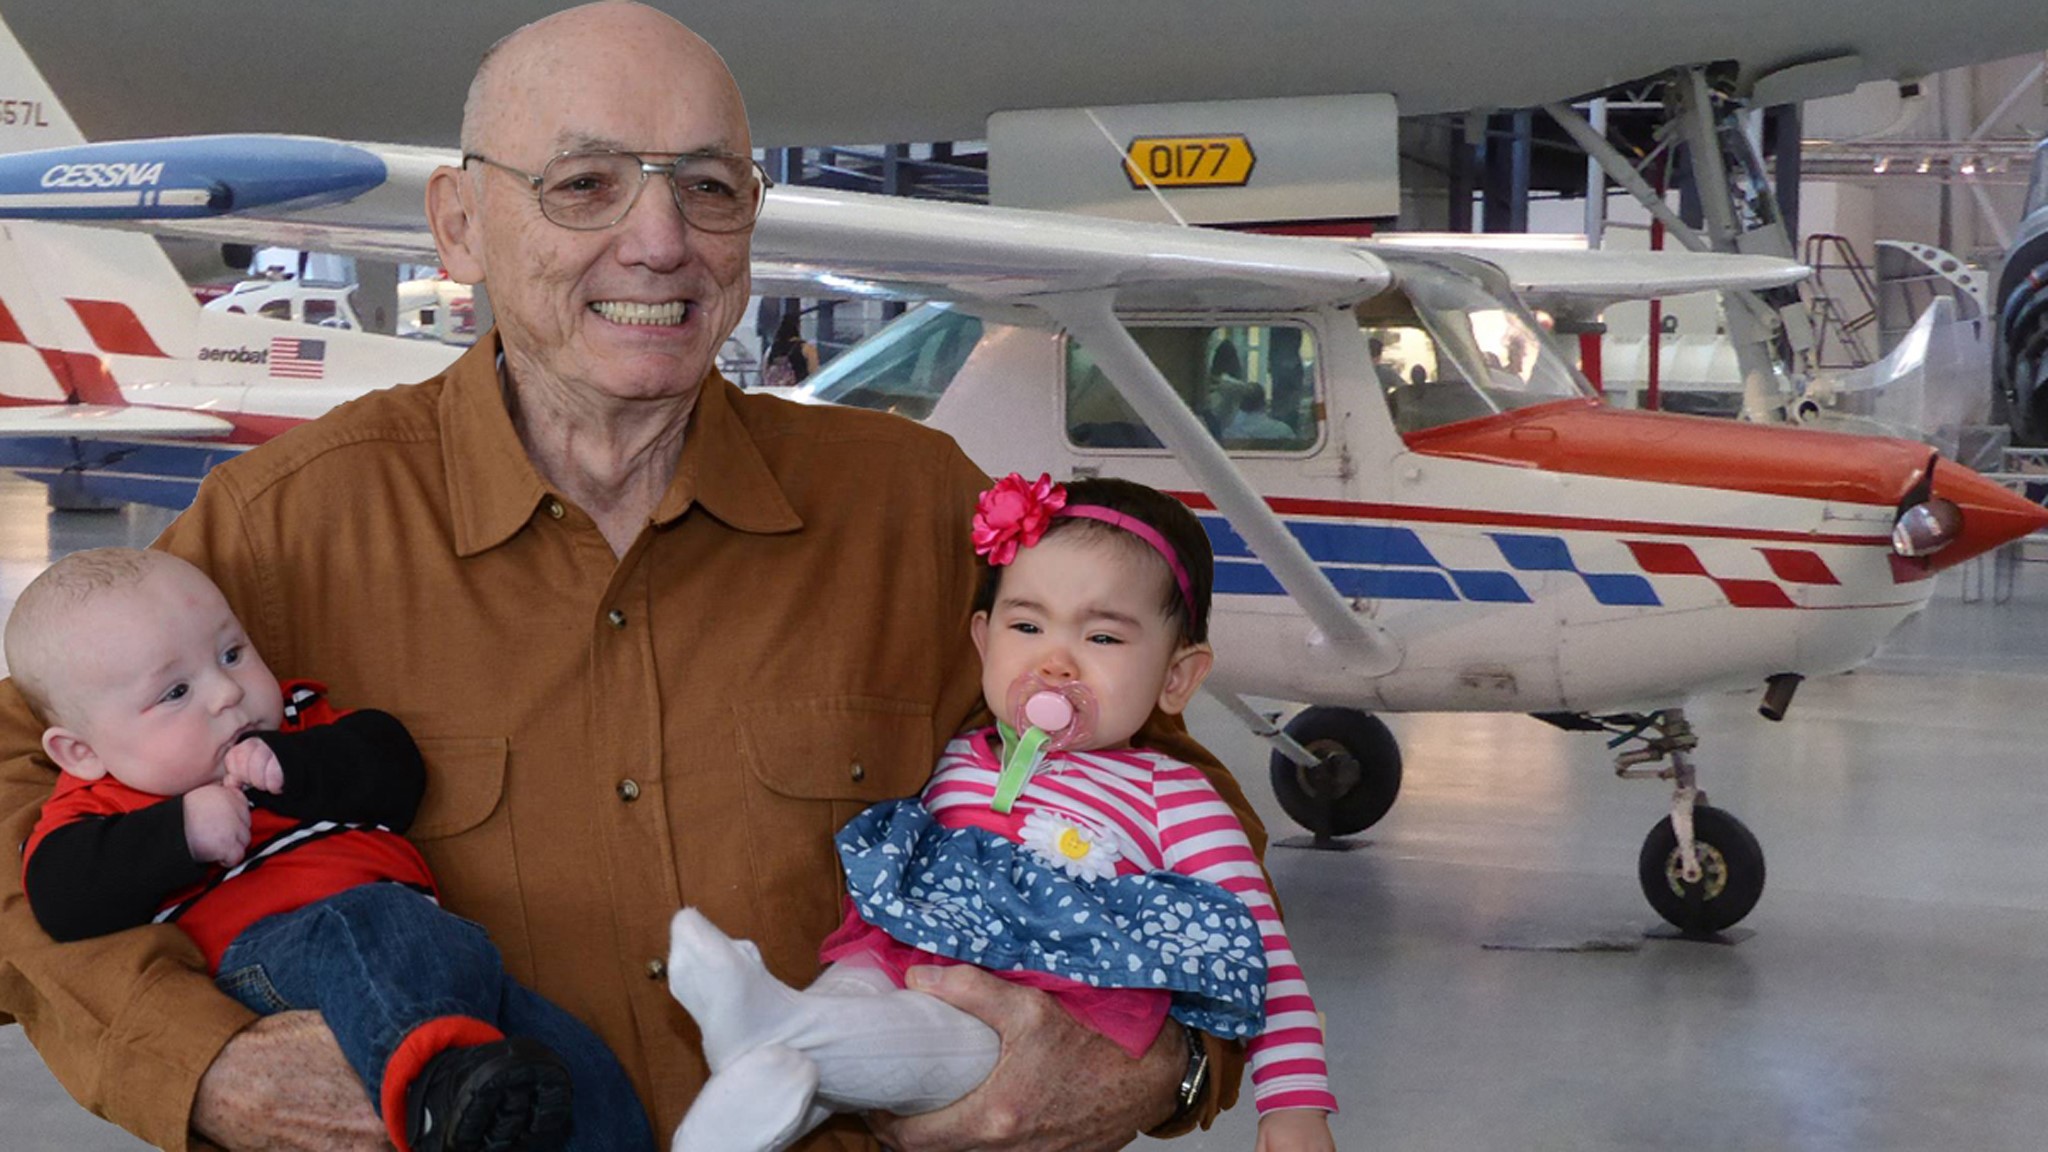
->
[973,472,1067,566]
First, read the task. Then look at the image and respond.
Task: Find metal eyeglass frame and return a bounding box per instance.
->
[460,148,774,233]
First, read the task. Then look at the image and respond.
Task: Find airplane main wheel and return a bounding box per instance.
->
[1269,707,1402,837]
[1638,804,1765,935]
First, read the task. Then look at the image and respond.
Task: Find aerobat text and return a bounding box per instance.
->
[196,346,267,364]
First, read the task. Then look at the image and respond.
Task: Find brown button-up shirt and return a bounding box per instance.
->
[0,332,1251,1149]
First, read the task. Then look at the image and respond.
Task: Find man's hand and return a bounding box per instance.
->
[866,965,1181,1151]
[193,1012,390,1151]
[184,781,252,867]
[224,739,285,794]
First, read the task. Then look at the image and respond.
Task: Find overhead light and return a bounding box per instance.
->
[1916,156,1933,174]
[1960,156,1978,175]
[1872,156,1891,174]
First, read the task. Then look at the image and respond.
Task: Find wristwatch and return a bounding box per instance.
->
[1167,1021,1211,1125]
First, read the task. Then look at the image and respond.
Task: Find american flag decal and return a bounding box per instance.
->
[268,336,326,380]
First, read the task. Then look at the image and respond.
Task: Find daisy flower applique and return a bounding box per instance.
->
[1020,809,1123,882]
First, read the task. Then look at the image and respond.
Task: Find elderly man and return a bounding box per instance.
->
[0,4,1258,1151]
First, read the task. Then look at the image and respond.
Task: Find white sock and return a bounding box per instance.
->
[667,908,811,1072]
[796,983,1000,1115]
[666,909,999,1115]
[670,1044,820,1152]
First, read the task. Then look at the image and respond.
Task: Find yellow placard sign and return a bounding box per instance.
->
[1122,135,1257,189]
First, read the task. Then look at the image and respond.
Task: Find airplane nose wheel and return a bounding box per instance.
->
[1604,708,1767,935]
[1267,706,1403,839]
[1638,804,1765,935]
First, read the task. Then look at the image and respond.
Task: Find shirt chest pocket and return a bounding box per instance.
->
[729,697,934,941]
[404,736,535,979]
[733,696,934,815]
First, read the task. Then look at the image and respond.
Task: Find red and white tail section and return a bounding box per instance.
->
[0,11,458,502]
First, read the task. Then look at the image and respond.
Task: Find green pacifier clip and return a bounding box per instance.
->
[991,720,1049,814]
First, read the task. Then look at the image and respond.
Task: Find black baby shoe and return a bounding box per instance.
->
[404,1036,574,1152]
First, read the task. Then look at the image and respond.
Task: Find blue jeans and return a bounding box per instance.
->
[215,882,654,1152]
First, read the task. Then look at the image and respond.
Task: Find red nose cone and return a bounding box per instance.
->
[1922,460,2048,573]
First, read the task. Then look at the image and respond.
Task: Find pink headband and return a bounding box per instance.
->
[1056,504,1195,610]
[971,473,1194,610]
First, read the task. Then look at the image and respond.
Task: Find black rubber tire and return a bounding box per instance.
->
[1268,707,1402,837]
[1637,804,1766,935]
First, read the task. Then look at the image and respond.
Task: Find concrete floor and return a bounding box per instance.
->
[2,476,2047,1150]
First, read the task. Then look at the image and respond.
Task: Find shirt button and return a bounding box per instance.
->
[607,609,627,630]
[849,761,866,782]
[617,779,641,802]
[646,959,666,980]
[545,499,565,520]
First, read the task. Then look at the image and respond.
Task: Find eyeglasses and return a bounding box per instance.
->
[461,148,773,233]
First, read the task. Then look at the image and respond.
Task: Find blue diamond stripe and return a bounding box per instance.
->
[1490,532,1578,572]
[1581,573,1660,606]
[1289,521,1439,567]
[1449,570,1533,603]
[1326,567,1459,601]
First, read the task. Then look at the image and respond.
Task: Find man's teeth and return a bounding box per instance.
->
[592,300,689,325]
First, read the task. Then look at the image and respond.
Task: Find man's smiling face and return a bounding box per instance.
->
[459,4,755,409]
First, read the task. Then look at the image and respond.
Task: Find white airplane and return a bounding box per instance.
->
[0,35,458,504]
[0,17,2038,937]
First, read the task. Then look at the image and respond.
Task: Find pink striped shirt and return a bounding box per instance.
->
[925,730,1336,1115]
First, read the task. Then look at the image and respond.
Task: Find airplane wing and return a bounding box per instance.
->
[0,135,1807,313]
[0,132,1812,679]
[1366,237,1810,313]
[0,404,235,437]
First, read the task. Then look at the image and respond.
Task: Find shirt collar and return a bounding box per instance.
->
[443,330,802,557]
[648,365,803,535]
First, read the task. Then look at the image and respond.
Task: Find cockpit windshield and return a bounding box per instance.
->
[1357,259,1594,436]
[798,304,982,421]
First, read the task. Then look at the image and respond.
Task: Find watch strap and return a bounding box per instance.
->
[1167,1021,1211,1126]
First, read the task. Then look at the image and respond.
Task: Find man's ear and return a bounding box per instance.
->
[41,727,105,781]
[426,165,486,285]
[1156,643,1215,716]
[970,611,990,661]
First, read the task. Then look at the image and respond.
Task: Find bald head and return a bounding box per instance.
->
[460,2,748,157]
[6,548,185,722]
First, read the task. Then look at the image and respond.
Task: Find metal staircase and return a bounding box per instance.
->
[1801,233,1880,370]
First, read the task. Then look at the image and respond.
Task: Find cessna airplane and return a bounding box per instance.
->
[0,18,2040,937]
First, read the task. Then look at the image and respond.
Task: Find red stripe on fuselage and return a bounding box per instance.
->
[1168,491,1889,548]
[1760,548,1841,585]
[219,412,308,444]
[66,299,167,359]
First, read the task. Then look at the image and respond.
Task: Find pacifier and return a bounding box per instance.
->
[1005,674,1096,753]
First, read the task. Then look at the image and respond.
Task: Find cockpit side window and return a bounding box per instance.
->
[799,305,984,421]
[1064,322,1320,452]
[1356,268,1593,440]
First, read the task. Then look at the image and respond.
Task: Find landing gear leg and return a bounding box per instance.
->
[1610,708,1766,934]
[1210,691,1401,848]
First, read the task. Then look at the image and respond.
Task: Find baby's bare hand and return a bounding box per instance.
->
[224,737,284,794]
[1255,1108,1337,1152]
[184,781,252,867]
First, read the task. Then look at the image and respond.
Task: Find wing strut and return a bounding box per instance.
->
[1041,292,1401,676]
